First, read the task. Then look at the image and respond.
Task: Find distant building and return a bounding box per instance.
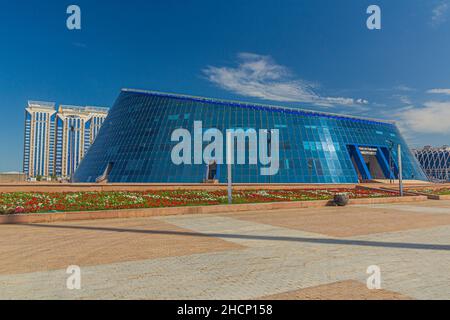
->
[23,101,57,178]
[55,105,109,178]
[413,146,450,182]
[23,101,108,179]
[0,172,26,183]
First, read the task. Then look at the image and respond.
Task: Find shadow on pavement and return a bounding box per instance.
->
[19,223,450,252]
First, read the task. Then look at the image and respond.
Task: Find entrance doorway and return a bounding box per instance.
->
[205,161,219,183]
[347,145,395,182]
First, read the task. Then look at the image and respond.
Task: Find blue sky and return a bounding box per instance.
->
[1,0,450,172]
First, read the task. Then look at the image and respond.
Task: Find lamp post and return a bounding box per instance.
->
[267,129,272,184]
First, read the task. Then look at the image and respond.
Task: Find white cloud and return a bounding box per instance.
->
[393,94,412,105]
[398,101,450,133]
[72,42,87,48]
[427,88,450,95]
[431,1,449,26]
[203,53,367,107]
[356,98,369,105]
[394,85,414,92]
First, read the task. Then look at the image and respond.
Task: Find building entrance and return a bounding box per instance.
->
[205,161,218,182]
[347,145,396,182]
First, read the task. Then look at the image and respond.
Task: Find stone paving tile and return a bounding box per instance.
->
[353,203,450,214]
[2,213,448,300]
[1,201,450,300]
[159,214,450,300]
[0,218,243,275]
[219,205,450,237]
[258,280,412,300]
[345,224,450,300]
[387,199,450,209]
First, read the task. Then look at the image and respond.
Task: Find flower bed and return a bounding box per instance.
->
[0,188,397,215]
[410,187,450,196]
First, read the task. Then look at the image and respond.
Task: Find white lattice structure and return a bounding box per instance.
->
[413,146,450,182]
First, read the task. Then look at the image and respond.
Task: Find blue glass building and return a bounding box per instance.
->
[73,89,427,184]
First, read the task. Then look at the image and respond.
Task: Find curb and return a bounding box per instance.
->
[404,191,450,200]
[0,183,360,193]
[383,186,450,200]
[0,195,427,225]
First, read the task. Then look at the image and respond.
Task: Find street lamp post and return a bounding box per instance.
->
[267,129,271,184]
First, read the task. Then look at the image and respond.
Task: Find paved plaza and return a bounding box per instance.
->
[1,200,450,300]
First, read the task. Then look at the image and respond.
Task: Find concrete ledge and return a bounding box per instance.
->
[398,190,450,200]
[1,182,446,193]
[0,183,360,193]
[419,193,450,200]
[414,192,441,200]
[347,195,426,204]
[0,195,427,225]
[358,185,426,198]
